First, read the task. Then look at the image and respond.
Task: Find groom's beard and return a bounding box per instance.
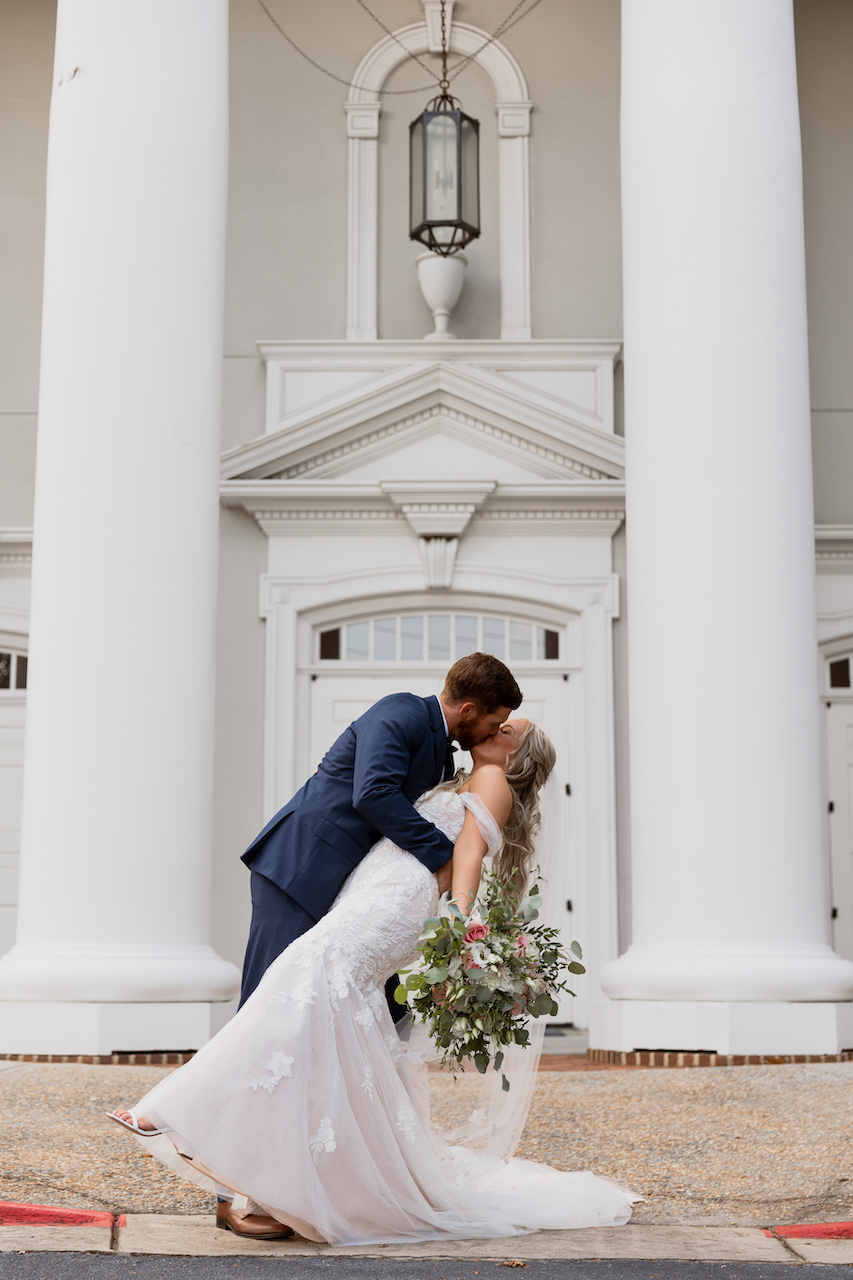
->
[455,728,494,751]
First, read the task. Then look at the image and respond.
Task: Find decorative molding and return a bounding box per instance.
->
[249,343,622,450]
[0,529,33,572]
[421,0,455,51]
[380,480,495,537]
[815,525,853,570]
[420,536,458,589]
[345,24,532,340]
[222,479,626,542]
[255,339,623,365]
[223,357,625,482]
[343,102,380,139]
[270,405,613,481]
[496,102,533,138]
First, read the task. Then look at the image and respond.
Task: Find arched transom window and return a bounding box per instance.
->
[827,653,852,692]
[317,613,560,664]
[0,649,27,692]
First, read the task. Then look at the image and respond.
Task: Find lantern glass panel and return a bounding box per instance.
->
[409,117,423,238]
[460,115,479,231]
[425,113,459,224]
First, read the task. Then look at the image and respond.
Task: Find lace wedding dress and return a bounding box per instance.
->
[134,789,637,1245]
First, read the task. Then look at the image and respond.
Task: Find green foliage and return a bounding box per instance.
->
[398,866,586,1090]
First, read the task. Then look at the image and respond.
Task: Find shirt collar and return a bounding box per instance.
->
[437,699,450,739]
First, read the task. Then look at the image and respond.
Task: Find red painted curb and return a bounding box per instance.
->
[764,1223,853,1240]
[0,1200,114,1227]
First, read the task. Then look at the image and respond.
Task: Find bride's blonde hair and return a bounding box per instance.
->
[493,723,556,893]
[439,722,556,894]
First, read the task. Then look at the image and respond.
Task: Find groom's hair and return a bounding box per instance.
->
[442,652,523,713]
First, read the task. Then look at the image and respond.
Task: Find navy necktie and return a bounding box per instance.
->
[444,737,456,781]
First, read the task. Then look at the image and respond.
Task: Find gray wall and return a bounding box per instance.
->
[0,0,53,528]
[796,0,853,524]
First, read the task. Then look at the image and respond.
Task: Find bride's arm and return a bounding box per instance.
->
[450,766,513,915]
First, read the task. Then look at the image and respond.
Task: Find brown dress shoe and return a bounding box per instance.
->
[216,1201,294,1240]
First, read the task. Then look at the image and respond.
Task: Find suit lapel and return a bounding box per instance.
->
[424,695,447,783]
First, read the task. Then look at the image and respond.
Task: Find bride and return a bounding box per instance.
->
[110,719,637,1245]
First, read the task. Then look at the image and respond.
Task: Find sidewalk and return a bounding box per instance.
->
[1,1056,851,1260]
[3,1214,853,1263]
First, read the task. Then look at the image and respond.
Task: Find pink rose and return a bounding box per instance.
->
[431,983,448,1004]
[515,933,528,956]
[463,953,482,971]
[463,923,490,944]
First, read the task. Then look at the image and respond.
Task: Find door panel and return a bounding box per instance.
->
[309,673,575,1021]
[828,703,853,961]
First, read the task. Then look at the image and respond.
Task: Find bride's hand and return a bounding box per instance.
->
[435,860,453,897]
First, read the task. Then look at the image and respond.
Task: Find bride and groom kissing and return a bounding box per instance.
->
[110,652,636,1245]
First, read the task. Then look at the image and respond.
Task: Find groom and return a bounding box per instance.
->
[239,651,523,1007]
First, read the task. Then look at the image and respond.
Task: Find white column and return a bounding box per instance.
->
[592,0,853,1056]
[0,0,240,1054]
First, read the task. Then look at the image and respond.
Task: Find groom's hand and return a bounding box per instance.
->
[435,860,453,896]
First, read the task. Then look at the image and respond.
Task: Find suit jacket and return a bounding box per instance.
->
[242,692,455,921]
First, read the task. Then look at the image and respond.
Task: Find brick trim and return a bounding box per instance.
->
[0,1051,196,1066]
[587,1048,853,1068]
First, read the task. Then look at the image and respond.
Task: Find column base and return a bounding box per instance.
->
[589,998,853,1056]
[0,1001,238,1056]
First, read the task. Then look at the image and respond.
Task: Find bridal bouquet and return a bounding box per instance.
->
[394,869,585,1090]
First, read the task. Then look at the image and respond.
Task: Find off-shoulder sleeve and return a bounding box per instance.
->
[458,791,503,858]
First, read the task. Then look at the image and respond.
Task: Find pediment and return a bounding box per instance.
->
[221,360,625,484]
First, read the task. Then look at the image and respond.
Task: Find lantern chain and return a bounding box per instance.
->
[253,0,545,97]
[439,0,449,95]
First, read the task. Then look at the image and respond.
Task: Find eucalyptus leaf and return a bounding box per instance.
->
[568,961,586,974]
[501,1073,510,1092]
[393,984,409,1005]
[570,940,583,959]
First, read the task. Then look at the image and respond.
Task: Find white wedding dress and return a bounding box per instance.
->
[134,788,637,1245]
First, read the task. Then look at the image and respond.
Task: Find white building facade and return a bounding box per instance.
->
[1,0,853,1057]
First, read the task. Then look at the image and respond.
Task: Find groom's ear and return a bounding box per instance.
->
[456,701,480,724]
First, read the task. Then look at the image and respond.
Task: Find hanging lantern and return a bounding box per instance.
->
[409,94,480,256]
[409,0,479,258]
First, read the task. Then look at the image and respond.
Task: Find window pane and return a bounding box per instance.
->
[319,629,340,660]
[374,618,397,662]
[401,616,423,660]
[15,655,27,689]
[829,657,851,689]
[509,622,532,661]
[482,618,504,660]
[455,615,477,658]
[346,622,369,661]
[428,615,451,661]
[536,627,560,660]
[0,653,9,690]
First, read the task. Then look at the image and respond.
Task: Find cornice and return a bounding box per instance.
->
[255,339,623,366]
[220,478,626,540]
[0,528,33,570]
[816,525,853,569]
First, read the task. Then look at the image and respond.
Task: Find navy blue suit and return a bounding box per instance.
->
[239,692,455,1008]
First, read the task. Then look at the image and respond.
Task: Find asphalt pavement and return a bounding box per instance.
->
[0,1261,848,1280]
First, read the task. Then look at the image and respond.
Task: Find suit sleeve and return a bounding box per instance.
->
[352,698,454,873]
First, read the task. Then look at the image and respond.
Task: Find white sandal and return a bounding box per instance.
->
[106,1107,164,1137]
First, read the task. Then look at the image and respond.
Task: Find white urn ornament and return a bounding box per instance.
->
[416,250,467,340]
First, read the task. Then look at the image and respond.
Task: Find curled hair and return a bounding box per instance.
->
[492,723,556,893]
[438,722,556,895]
[442,652,522,715]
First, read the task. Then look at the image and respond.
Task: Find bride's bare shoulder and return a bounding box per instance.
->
[462,765,513,825]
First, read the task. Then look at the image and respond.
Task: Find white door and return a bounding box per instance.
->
[827,700,853,961]
[308,672,575,1021]
[0,703,25,957]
